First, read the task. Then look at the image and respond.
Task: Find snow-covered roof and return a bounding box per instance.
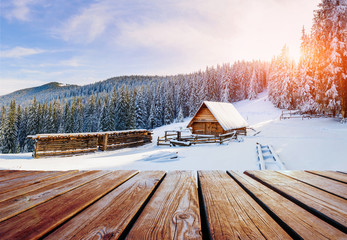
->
[188,101,248,130]
[27,129,149,139]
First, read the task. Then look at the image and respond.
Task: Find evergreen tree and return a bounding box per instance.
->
[26,98,38,152]
[176,106,184,123]
[3,101,18,153]
[248,70,258,100]
[84,95,97,132]
[100,95,110,131]
[126,89,136,129]
[0,106,6,152]
[18,107,28,152]
[115,85,128,130]
[135,86,147,129]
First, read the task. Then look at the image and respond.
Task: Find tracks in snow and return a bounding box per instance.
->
[256,143,286,170]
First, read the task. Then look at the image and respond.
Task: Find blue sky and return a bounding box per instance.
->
[0,0,320,95]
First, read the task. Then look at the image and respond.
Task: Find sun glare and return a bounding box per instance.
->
[288,45,302,63]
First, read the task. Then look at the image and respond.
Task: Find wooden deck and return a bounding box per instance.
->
[0,170,346,239]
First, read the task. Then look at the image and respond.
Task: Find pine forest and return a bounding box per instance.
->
[0,0,346,154]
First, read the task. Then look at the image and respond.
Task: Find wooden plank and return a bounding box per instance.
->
[279,170,347,199]
[0,170,83,202]
[0,170,110,222]
[0,170,137,240]
[0,170,73,194]
[46,171,165,239]
[0,170,44,182]
[126,171,201,239]
[245,170,347,231]
[229,171,347,239]
[306,170,347,184]
[199,170,290,239]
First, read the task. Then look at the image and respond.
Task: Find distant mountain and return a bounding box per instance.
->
[0,82,78,107]
[0,76,169,107]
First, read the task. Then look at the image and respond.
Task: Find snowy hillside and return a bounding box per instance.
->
[0,91,346,171]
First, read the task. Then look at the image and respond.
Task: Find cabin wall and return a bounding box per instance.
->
[190,106,224,135]
[191,122,224,135]
[193,107,218,122]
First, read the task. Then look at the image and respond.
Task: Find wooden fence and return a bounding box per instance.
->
[28,130,152,158]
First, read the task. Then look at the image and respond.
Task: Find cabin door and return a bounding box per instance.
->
[206,122,217,135]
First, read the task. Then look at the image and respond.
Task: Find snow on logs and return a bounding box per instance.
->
[27,130,152,158]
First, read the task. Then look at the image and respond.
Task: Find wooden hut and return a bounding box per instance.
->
[187,101,248,136]
[27,130,152,158]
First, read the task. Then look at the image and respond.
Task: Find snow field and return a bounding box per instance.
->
[0,91,346,171]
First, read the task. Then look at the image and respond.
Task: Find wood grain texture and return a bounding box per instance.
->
[46,171,165,239]
[306,170,347,184]
[229,171,347,239]
[199,170,290,240]
[126,171,202,240]
[246,170,347,229]
[0,170,74,194]
[0,170,82,202]
[0,170,44,182]
[0,170,109,222]
[279,170,347,199]
[0,170,137,240]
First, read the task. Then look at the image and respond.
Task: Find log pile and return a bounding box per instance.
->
[28,130,152,158]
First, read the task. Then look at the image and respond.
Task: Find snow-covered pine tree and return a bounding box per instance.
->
[126,89,136,129]
[135,86,147,129]
[110,87,117,130]
[101,95,111,131]
[312,0,347,116]
[74,98,84,132]
[3,101,18,153]
[63,102,72,133]
[248,69,258,100]
[176,106,184,123]
[296,27,317,113]
[147,101,155,129]
[95,97,102,131]
[18,107,28,152]
[115,85,128,130]
[83,95,97,132]
[26,98,38,152]
[0,106,6,152]
[164,85,174,125]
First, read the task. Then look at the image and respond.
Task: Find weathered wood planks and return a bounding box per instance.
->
[0,170,75,194]
[46,171,165,239]
[0,169,346,239]
[0,170,138,240]
[0,170,109,222]
[29,130,152,158]
[0,170,80,202]
[306,170,347,184]
[126,171,202,239]
[199,170,291,239]
[245,170,347,231]
[229,171,347,239]
[279,170,347,199]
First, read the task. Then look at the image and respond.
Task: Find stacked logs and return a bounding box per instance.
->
[28,130,152,158]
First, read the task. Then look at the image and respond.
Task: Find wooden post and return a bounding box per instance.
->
[103,133,109,151]
[33,139,38,158]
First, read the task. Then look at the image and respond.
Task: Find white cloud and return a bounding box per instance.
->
[1,47,46,58]
[2,0,39,21]
[53,1,117,43]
